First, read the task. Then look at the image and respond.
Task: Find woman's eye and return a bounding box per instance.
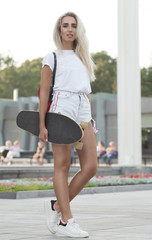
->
[62,24,77,28]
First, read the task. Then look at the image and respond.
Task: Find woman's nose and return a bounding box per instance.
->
[68,25,72,31]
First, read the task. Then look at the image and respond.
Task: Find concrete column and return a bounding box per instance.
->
[117,0,141,166]
[96,93,106,144]
[13,88,18,101]
[17,98,29,150]
[28,97,39,151]
[95,93,117,146]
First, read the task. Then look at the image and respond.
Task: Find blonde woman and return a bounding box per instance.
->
[39,12,97,238]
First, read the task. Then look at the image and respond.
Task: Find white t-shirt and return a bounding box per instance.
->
[42,50,91,94]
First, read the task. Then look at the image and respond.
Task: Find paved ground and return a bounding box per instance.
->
[0,190,152,240]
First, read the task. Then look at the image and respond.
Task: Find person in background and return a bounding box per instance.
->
[97,141,106,158]
[0,140,12,165]
[102,141,118,165]
[33,141,47,165]
[5,140,20,165]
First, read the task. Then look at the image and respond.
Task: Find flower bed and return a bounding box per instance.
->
[0,173,152,192]
[89,173,152,186]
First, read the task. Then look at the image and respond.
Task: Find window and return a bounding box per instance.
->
[142,128,152,154]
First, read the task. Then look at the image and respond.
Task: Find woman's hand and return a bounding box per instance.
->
[39,127,48,143]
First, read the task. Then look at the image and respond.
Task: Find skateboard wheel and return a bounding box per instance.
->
[74,141,83,150]
[80,121,88,130]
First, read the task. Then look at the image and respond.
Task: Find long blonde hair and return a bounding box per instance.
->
[53,12,95,81]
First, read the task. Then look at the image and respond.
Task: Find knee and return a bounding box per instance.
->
[54,158,71,173]
[83,162,98,178]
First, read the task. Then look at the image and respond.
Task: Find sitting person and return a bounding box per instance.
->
[0,140,12,165]
[6,140,21,165]
[33,141,47,165]
[102,141,118,165]
[97,141,106,158]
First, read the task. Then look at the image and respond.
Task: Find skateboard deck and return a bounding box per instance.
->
[16,111,83,144]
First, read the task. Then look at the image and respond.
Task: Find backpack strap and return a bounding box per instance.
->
[48,52,57,103]
[52,52,57,88]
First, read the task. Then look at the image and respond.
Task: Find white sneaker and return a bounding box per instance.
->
[58,218,89,238]
[44,200,61,234]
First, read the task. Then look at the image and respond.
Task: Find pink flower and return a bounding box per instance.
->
[11,183,17,186]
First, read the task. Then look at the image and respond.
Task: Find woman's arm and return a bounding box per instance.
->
[39,65,53,143]
[87,94,91,105]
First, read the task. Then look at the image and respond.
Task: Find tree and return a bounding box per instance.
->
[141,67,152,97]
[91,51,117,94]
[17,58,42,97]
[0,56,42,98]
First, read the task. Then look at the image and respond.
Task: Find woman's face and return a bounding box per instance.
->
[60,16,77,45]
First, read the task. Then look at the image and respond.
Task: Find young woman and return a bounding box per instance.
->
[39,12,97,238]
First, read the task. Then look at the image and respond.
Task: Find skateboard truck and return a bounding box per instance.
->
[74,141,83,150]
[74,121,89,150]
[80,121,88,130]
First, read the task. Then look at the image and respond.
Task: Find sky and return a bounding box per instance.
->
[0,0,152,68]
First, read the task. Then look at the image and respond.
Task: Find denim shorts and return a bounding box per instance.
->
[49,91,92,124]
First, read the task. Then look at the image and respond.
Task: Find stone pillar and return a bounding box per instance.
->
[117,0,141,166]
[13,88,18,101]
[96,93,106,144]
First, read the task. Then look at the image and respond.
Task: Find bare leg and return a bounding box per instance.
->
[52,144,73,222]
[55,122,98,211]
[68,122,98,200]
[33,153,40,164]
[39,153,44,165]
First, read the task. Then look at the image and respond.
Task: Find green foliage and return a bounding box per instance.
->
[91,51,117,94]
[0,184,54,192]
[141,67,152,97]
[0,56,42,98]
[85,183,98,188]
[0,183,97,192]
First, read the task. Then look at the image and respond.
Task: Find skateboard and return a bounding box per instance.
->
[16,111,84,145]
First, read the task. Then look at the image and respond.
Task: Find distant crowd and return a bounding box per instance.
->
[0,139,118,166]
[0,140,47,165]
